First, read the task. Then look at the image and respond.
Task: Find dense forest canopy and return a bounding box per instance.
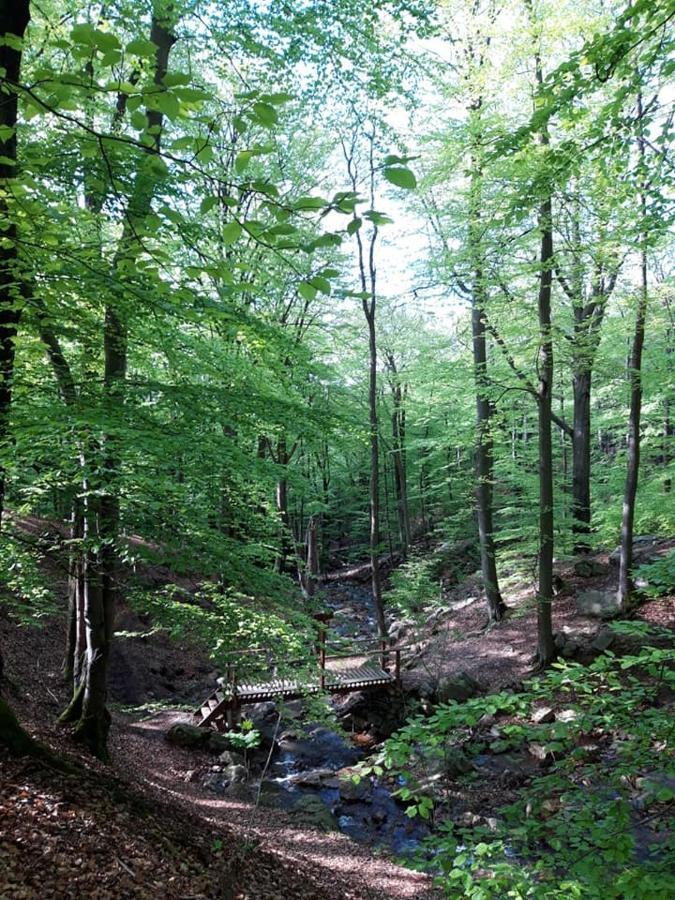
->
[0,0,673,897]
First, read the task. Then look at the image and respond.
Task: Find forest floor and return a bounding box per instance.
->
[1,527,673,899]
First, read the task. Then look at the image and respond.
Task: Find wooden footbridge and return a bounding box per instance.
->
[195,635,403,732]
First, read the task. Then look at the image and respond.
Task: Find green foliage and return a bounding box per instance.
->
[127,582,313,674]
[634,551,675,599]
[358,636,675,897]
[225,718,261,753]
[0,531,57,625]
[387,553,440,617]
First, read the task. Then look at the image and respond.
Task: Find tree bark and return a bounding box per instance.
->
[0,0,36,755]
[468,132,506,623]
[365,306,386,637]
[571,367,592,545]
[69,11,177,759]
[528,1,556,665]
[617,92,649,611]
[536,194,556,665]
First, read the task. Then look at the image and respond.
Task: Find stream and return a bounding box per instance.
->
[248,579,430,856]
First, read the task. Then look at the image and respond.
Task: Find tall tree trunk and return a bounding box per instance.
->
[69,11,177,759]
[468,139,506,623]
[571,367,592,548]
[365,307,386,637]
[617,92,649,611]
[528,1,556,665]
[345,127,386,638]
[536,194,556,665]
[0,0,39,755]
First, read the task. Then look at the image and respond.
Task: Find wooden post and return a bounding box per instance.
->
[381,639,388,671]
[319,625,326,689]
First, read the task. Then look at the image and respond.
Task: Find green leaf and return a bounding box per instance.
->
[262,92,293,105]
[364,210,393,226]
[310,276,331,296]
[126,38,158,57]
[70,23,97,46]
[252,102,278,127]
[294,196,328,210]
[298,282,317,301]
[130,110,147,131]
[222,221,243,245]
[200,196,219,214]
[93,31,121,53]
[383,166,417,190]
[347,217,362,235]
[156,92,181,120]
[235,151,252,173]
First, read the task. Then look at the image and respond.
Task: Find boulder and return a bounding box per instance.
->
[166,722,208,749]
[289,795,339,831]
[574,558,609,578]
[444,746,472,778]
[576,589,621,619]
[609,536,662,569]
[592,627,615,652]
[561,640,580,659]
[258,781,289,808]
[436,671,481,704]
[203,772,228,793]
[207,732,232,754]
[288,768,336,788]
[225,764,248,784]
[338,774,372,802]
[218,750,245,767]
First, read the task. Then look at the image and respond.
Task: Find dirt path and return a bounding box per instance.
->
[112,711,435,900]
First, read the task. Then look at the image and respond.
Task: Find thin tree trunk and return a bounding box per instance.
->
[365,308,386,637]
[618,93,649,610]
[571,368,592,548]
[536,194,556,665]
[468,137,506,623]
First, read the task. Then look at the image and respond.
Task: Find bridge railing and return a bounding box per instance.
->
[216,636,410,696]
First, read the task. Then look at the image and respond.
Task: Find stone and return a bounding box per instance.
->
[436,671,481,704]
[166,722,208,749]
[561,641,580,659]
[443,747,472,778]
[531,707,555,725]
[371,808,388,825]
[576,588,622,619]
[218,750,245,767]
[257,781,288,808]
[609,536,662,568]
[338,773,372,802]
[203,773,227,793]
[556,709,578,723]
[592,627,615,652]
[288,768,336,788]
[207,732,232,754]
[528,743,553,764]
[289,795,339,831]
[574,558,609,578]
[225,764,248,784]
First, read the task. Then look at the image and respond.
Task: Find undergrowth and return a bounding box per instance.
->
[357,622,675,898]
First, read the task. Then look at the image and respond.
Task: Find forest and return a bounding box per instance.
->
[0,0,673,897]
